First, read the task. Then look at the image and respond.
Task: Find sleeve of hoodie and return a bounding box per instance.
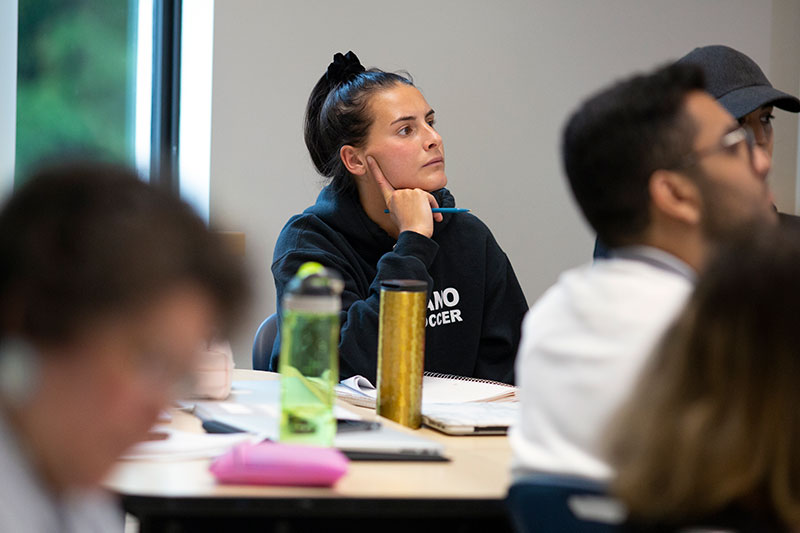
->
[272,228,438,383]
[475,232,528,385]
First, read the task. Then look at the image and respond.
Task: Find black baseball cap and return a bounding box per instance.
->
[677,45,800,119]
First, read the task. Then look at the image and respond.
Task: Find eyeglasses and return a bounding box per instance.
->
[122,344,197,398]
[672,126,756,170]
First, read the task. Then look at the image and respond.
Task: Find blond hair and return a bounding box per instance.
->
[606,226,800,527]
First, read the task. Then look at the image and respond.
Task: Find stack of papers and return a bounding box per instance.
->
[188,380,445,460]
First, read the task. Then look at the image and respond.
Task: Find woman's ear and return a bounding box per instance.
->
[340,145,367,176]
[649,169,702,226]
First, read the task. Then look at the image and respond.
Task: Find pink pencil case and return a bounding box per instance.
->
[209,441,349,487]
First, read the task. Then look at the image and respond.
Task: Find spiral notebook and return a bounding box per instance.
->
[336,373,517,435]
[335,372,517,409]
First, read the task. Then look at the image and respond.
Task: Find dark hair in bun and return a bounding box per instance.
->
[304,51,413,193]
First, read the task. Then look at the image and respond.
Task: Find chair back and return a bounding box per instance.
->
[506,473,625,533]
[252,313,278,370]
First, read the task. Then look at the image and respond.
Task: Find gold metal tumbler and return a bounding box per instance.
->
[376,279,428,428]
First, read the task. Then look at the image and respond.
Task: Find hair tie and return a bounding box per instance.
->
[326,51,365,86]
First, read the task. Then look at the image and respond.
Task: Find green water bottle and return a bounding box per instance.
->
[278,262,343,446]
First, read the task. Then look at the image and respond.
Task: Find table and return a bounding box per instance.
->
[106,370,515,532]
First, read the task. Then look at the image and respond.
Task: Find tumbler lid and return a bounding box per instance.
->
[380,279,428,292]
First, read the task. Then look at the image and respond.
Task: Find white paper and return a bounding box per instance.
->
[337,375,377,398]
[121,426,253,461]
[336,375,516,406]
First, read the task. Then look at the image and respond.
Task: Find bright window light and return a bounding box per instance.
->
[0,0,18,197]
[134,0,153,180]
[179,0,214,223]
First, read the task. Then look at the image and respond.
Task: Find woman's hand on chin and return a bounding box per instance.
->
[367,156,442,239]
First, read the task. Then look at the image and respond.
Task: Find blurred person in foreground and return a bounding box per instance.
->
[511,62,777,480]
[608,226,800,532]
[0,161,247,531]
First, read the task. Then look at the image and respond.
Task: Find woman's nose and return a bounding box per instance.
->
[424,126,442,150]
[751,144,771,181]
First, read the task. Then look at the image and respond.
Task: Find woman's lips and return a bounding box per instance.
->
[423,158,444,168]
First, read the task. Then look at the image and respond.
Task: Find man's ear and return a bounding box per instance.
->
[340,145,366,176]
[649,169,702,225]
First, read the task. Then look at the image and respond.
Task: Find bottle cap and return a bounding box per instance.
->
[287,262,344,297]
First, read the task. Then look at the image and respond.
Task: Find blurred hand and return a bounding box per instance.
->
[190,340,234,400]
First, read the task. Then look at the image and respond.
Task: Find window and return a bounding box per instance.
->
[15,0,142,186]
[9,0,213,221]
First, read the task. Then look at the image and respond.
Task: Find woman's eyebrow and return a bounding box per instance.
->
[390,115,414,125]
[389,109,435,126]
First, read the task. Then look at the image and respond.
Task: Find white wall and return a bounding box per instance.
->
[209,0,800,368]
[770,0,800,210]
[0,1,18,197]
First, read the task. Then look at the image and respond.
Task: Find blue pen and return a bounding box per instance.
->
[383,208,470,214]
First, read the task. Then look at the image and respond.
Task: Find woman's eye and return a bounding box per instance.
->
[398,126,411,136]
[427,119,436,128]
[761,114,775,126]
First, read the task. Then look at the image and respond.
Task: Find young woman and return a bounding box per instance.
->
[607,226,800,532]
[271,51,528,383]
[678,45,800,230]
[678,45,799,162]
[0,161,246,530]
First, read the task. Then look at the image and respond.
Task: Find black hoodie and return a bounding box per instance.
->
[270,185,528,384]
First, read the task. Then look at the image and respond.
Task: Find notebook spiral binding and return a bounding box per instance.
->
[422,371,514,388]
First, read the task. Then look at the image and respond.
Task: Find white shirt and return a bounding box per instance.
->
[0,410,123,533]
[510,248,694,480]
